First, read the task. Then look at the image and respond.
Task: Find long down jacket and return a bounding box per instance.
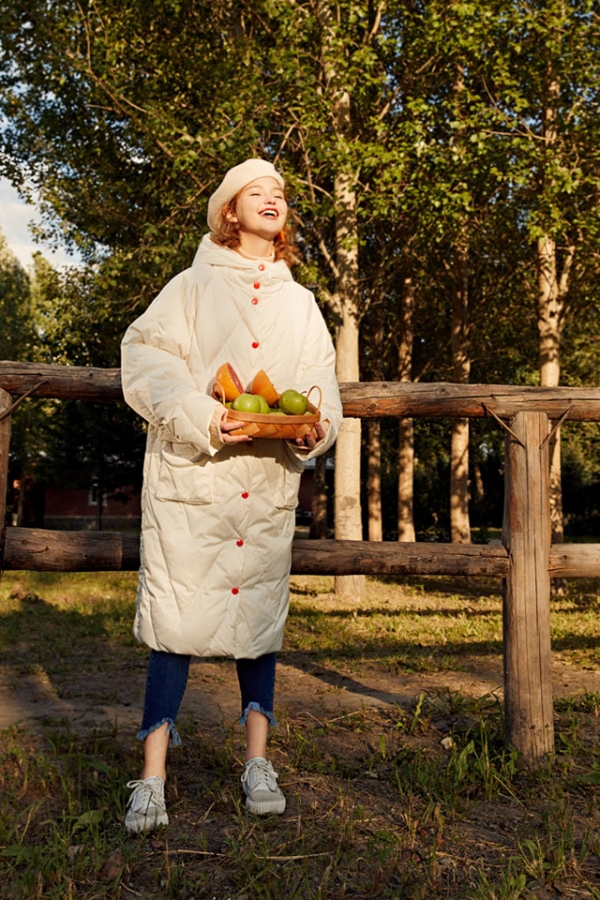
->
[121,234,343,659]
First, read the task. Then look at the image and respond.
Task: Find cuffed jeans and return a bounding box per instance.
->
[137,649,277,747]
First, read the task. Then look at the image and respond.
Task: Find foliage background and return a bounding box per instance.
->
[1,0,599,537]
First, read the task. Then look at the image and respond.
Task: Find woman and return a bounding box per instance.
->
[120,158,343,833]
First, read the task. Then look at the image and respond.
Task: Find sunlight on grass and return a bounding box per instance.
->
[0,572,140,677]
[1,572,600,898]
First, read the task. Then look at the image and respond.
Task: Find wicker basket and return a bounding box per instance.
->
[215,384,322,439]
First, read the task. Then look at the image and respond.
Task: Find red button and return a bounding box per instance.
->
[231,587,239,595]
[253,282,261,290]
[252,341,259,348]
[251,297,259,305]
[241,491,249,499]
[236,539,244,547]
[258,264,265,271]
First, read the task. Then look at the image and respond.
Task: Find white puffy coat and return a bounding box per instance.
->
[121,234,342,659]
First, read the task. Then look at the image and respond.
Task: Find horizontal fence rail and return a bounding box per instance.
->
[2,360,600,766]
[4,527,600,579]
[2,361,600,418]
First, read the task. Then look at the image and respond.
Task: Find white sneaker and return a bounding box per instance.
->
[125,776,169,834]
[241,757,286,815]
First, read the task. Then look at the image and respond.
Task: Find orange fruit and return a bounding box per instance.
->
[214,362,244,401]
[250,369,280,407]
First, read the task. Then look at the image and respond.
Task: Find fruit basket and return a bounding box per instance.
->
[215,385,322,440]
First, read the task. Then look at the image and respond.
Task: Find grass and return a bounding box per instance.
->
[1,571,600,898]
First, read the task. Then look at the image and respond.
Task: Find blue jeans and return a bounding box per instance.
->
[137,650,277,747]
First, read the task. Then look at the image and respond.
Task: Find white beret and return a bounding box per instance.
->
[207,159,284,233]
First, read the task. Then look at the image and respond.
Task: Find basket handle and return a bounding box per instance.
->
[212,380,226,404]
[306,385,322,410]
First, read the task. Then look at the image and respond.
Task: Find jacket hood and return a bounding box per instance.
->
[192,233,293,283]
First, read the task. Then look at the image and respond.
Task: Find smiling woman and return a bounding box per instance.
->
[208,161,300,269]
[119,156,343,834]
[229,177,288,247]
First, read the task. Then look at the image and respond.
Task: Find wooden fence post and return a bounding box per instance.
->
[502,411,554,764]
[0,389,12,560]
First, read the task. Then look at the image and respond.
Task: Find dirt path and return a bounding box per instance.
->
[3,648,599,738]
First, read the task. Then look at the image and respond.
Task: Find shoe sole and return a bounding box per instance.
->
[125,813,169,834]
[245,797,286,815]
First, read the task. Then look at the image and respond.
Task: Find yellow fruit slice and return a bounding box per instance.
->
[214,362,244,401]
[250,369,280,407]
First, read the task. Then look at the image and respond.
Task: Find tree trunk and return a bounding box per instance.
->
[450,420,470,542]
[537,234,564,542]
[450,242,471,543]
[332,147,365,600]
[536,64,577,545]
[367,308,384,542]
[398,273,416,542]
[449,61,471,544]
[472,455,485,504]
[367,419,382,541]
[95,466,104,532]
[310,454,328,539]
[0,390,11,535]
[16,474,26,526]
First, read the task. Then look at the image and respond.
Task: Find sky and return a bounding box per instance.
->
[0,176,81,270]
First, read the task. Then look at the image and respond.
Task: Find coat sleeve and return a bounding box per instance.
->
[121,270,223,456]
[288,293,343,462]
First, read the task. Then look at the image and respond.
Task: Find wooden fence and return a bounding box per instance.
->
[2,360,600,766]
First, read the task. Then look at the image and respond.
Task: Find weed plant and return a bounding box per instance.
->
[1,572,600,897]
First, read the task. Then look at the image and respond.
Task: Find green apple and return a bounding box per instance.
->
[255,394,270,414]
[278,389,309,416]
[232,393,262,413]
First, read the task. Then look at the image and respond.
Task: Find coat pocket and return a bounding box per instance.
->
[156,443,213,504]
[270,444,303,510]
[276,465,302,510]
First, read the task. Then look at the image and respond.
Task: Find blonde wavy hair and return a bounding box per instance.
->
[210,195,301,269]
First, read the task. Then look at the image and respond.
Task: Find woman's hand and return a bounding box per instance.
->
[291,420,329,450]
[219,411,253,444]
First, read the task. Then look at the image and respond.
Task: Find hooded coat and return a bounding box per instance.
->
[121,233,343,659]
